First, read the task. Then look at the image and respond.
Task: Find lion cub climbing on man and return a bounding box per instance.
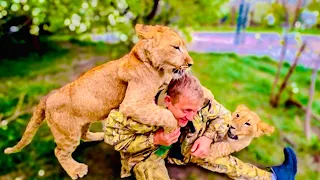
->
[4,24,193,179]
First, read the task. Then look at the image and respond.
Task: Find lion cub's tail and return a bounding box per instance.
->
[4,95,48,154]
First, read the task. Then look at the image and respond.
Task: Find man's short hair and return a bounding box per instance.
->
[167,73,204,104]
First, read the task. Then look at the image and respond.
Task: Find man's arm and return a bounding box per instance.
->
[104,110,180,154]
[200,86,231,142]
[190,86,231,158]
[113,133,157,153]
[113,128,180,154]
[104,110,158,154]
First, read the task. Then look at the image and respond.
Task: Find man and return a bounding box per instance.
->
[104,73,297,180]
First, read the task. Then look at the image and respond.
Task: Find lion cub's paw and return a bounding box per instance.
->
[69,163,88,179]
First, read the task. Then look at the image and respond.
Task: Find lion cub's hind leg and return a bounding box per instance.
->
[49,120,88,179]
[81,123,104,142]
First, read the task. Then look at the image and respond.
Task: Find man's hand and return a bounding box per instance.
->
[154,128,180,146]
[190,136,213,158]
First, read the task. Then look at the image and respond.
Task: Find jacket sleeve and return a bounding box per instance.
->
[201,86,231,142]
[104,109,158,154]
[113,132,157,154]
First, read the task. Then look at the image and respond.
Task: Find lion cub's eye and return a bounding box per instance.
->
[236,114,240,118]
[172,45,180,50]
[245,122,250,126]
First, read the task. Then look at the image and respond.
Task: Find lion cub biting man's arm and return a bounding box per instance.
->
[207,105,274,160]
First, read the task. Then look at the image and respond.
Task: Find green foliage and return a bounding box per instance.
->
[252,1,272,24]
[0,0,229,59]
[263,2,286,27]
[306,0,320,26]
[0,0,227,40]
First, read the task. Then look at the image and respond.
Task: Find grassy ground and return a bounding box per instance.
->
[0,41,319,179]
[190,52,320,179]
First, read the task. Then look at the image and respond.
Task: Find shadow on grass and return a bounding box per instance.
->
[0,43,69,79]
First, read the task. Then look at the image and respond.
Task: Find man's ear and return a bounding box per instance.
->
[256,121,275,137]
[164,95,172,107]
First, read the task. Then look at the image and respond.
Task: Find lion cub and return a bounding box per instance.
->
[207,105,274,159]
[4,24,193,179]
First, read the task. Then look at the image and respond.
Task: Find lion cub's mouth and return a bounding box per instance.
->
[172,68,186,77]
[227,129,238,140]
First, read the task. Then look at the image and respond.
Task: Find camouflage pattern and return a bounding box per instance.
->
[169,98,232,164]
[104,109,161,178]
[167,100,272,180]
[104,98,272,179]
[194,155,272,180]
[133,153,170,180]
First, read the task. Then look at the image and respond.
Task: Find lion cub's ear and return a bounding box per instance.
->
[236,104,250,111]
[135,24,158,39]
[135,24,168,39]
[256,121,275,137]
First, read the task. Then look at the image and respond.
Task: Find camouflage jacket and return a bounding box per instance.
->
[167,98,231,165]
[104,97,231,178]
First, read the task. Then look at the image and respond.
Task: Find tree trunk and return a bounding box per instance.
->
[271,42,306,107]
[230,6,237,26]
[290,0,303,31]
[270,0,290,106]
[270,30,288,105]
[305,63,319,139]
[145,0,160,22]
[249,11,255,26]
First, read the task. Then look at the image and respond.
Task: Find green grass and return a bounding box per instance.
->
[0,41,128,179]
[0,43,319,179]
[190,52,320,179]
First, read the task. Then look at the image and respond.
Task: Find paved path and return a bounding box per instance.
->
[92,31,320,68]
[187,32,320,68]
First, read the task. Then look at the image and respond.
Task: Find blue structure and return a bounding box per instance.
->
[234,0,244,45]
[234,0,250,45]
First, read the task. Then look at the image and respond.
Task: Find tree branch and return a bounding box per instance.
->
[0,93,33,126]
[291,0,303,30]
[145,0,160,22]
[269,0,290,106]
[271,42,306,107]
[285,98,320,122]
[305,63,318,139]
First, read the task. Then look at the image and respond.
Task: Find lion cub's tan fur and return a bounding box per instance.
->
[208,105,274,159]
[4,24,193,179]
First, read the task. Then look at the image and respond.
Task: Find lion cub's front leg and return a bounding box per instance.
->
[119,80,178,132]
[205,142,234,160]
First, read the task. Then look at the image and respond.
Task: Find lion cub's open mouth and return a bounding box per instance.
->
[227,129,238,140]
[172,69,186,79]
[173,69,185,75]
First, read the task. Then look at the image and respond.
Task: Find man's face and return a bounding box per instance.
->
[165,94,202,127]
